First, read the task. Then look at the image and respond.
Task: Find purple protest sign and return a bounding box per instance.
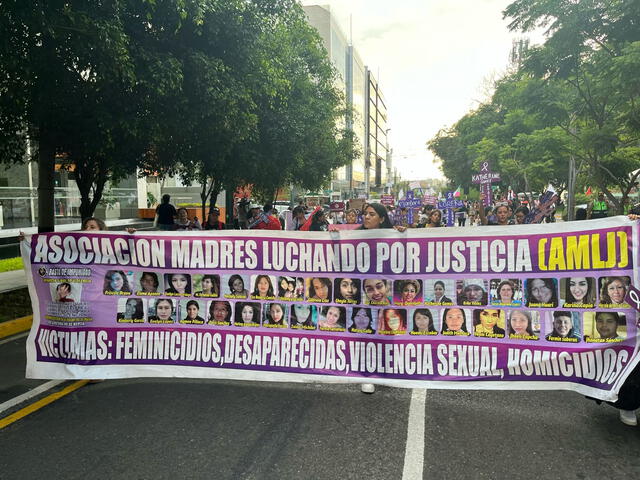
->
[437,192,464,226]
[21,217,640,401]
[472,162,501,207]
[398,191,422,225]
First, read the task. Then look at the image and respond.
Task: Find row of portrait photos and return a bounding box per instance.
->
[101,271,633,310]
[115,298,631,344]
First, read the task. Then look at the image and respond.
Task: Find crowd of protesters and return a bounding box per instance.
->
[19,189,640,425]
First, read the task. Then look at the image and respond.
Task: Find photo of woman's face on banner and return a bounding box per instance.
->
[179,299,205,325]
[424,279,454,306]
[116,298,145,323]
[393,279,423,306]
[223,274,250,299]
[148,298,176,324]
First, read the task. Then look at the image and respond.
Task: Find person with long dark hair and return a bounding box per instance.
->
[349,308,375,334]
[335,278,361,304]
[318,306,346,330]
[264,303,287,327]
[165,273,191,295]
[208,301,231,325]
[181,300,205,324]
[508,311,535,338]
[473,308,506,338]
[307,277,332,302]
[227,274,249,298]
[358,203,404,394]
[234,302,261,326]
[195,274,219,297]
[411,309,436,334]
[103,270,131,294]
[525,278,558,307]
[290,304,316,329]
[138,272,160,294]
[251,275,275,299]
[563,277,595,307]
[441,308,469,335]
[117,298,144,322]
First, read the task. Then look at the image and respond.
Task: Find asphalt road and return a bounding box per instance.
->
[1,335,639,480]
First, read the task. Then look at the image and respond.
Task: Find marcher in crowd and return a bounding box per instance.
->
[155,194,177,230]
[203,207,225,230]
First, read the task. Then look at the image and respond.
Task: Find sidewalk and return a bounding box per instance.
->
[0,269,27,293]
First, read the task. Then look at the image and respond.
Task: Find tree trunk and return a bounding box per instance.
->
[75,159,107,221]
[37,134,56,233]
[200,179,210,224]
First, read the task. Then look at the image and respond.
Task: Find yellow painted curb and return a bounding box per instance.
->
[0,315,33,339]
[0,380,89,430]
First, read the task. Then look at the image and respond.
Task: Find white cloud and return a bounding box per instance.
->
[301,0,545,180]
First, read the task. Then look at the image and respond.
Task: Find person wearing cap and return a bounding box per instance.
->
[249,203,282,230]
[204,207,225,230]
[309,208,329,231]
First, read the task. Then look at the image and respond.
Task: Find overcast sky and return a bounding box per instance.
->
[301,0,545,181]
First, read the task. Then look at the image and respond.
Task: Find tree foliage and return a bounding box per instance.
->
[0,0,356,227]
[428,0,640,213]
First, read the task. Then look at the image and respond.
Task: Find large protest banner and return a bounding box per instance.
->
[21,217,640,401]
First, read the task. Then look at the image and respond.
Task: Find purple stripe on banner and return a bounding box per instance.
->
[34,325,633,391]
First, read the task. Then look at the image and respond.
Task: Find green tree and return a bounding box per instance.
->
[0,0,155,229]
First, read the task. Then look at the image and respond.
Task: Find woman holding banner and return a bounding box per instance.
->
[425,209,443,228]
[357,203,405,394]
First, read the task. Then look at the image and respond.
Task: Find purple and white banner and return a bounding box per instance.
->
[22,217,640,400]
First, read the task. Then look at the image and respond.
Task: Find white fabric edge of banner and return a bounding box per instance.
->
[25,361,621,401]
[21,237,41,380]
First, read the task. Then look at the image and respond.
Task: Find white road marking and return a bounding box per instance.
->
[0,380,65,415]
[0,331,29,345]
[402,388,427,480]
